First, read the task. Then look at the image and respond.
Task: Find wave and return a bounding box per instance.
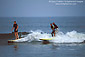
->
[15,30,85,43]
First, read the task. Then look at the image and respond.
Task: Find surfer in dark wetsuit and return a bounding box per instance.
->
[12,21,19,40]
[52,22,58,37]
[50,22,58,37]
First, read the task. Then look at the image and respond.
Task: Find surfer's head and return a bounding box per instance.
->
[53,22,55,25]
[14,21,16,24]
[50,23,52,26]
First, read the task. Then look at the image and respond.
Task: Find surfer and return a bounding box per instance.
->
[52,22,58,36]
[12,21,19,40]
[50,22,58,37]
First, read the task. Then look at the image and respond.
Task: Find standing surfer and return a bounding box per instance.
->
[12,21,19,40]
[50,22,58,37]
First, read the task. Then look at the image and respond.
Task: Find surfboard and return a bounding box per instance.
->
[8,39,20,43]
[39,37,54,40]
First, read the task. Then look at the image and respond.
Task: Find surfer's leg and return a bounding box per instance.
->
[51,33,53,37]
[51,30,54,37]
[54,29,58,36]
[54,32,55,37]
[51,30,55,37]
[16,32,19,39]
[15,32,17,40]
[53,30,55,36]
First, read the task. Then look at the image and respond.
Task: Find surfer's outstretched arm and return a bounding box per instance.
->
[12,27,14,31]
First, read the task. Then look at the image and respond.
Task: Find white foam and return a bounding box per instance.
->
[15,30,85,43]
[52,31,85,43]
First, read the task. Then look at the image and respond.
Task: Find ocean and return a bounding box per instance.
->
[0,17,85,57]
[0,17,85,33]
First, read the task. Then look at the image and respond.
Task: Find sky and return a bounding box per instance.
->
[0,0,85,17]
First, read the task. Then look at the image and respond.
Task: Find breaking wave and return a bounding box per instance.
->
[15,30,85,43]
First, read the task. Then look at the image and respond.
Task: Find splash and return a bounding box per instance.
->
[15,30,85,43]
[52,31,85,43]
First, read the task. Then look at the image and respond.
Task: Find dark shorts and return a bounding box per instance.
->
[14,29,18,32]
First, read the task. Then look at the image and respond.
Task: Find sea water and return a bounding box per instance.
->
[0,17,85,57]
[0,17,85,33]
